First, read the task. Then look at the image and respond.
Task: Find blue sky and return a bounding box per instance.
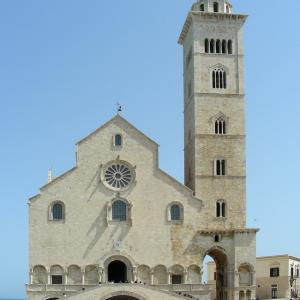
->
[0,0,299,298]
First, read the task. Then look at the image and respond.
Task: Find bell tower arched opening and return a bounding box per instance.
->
[108,260,127,283]
[202,247,228,300]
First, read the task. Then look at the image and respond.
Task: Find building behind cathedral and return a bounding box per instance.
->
[26,1,258,300]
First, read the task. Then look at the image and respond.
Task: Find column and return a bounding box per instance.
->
[64,271,68,285]
[150,269,154,285]
[133,267,137,282]
[184,269,188,284]
[98,267,103,283]
[82,270,85,285]
[168,272,172,284]
[29,270,33,284]
[47,271,51,285]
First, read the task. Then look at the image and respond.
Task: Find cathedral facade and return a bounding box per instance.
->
[26,1,258,300]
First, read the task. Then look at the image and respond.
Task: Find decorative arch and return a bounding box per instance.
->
[238,263,254,286]
[169,264,185,284]
[85,265,98,284]
[187,264,201,283]
[50,265,64,284]
[137,265,151,284]
[68,265,81,284]
[32,265,47,284]
[153,265,168,284]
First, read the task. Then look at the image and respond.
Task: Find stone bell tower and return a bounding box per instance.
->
[179,0,247,229]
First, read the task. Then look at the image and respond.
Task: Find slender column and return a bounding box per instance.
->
[184,269,188,284]
[150,269,154,285]
[64,271,68,285]
[168,272,172,284]
[29,270,33,284]
[98,267,103,283]
[82,270,85,285]
[47,272,51,285]
[133,267,137,282]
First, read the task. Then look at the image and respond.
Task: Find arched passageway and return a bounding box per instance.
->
[108,260,127,283]
[202,247,228,300]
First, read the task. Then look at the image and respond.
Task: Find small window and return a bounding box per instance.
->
[200,3,205,11]
[210,39,215,53]
[114,134,122,146]
[172,274,182,284]
[213,2,219,13]
[222,40,227,54]
[214,234,220,242]
[112,200,127,221]
[216,40,221,54]
[291,267,294,278]
[215,159,226,176]
[270,267,280,277]
[171,204,181,221]
[52,275,63,285]
[50,202,65,221]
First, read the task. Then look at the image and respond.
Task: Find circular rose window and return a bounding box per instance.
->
[103,162,134,190]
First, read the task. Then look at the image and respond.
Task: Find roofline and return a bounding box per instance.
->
[257,254,300,261]
[76,114,158,147]
[178,12,248,45]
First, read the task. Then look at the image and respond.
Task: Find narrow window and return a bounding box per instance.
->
[112,200,127,221]
[216,71,220,88]
[219,71,223,88]
[216,202,221,217]
[213,2,219,13]
[114,134,122,146]
[271,285,278,299]
[215,159,226,176]
[215,118,226,135]
[210,39,215,53]
[228,40,233,54]
[291,267,294,278]
[222,40,227,54]
[223,71,227,89]
[171,204,181,221]
[205,39,209,53]
[212,71,216,88]
[200,3,205,11]
[216,40,221,54]
[221,202,226,217]
[214,235,220,242]
[52,203,63,220]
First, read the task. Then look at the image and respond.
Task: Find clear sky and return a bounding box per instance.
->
[0,0,299,298]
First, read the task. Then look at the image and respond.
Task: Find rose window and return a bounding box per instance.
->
[104,163,133,190]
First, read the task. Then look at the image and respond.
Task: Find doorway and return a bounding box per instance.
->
[108,260,127,283]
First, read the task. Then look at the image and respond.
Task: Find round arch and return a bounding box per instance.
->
[104,255,133,283]
[101,291,147,300]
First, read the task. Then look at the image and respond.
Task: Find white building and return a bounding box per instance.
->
[26,1,258,300]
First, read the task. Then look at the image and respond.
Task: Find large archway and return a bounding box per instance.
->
[108,260,127,283]
[202,247,228,300]
[107,297,140,300]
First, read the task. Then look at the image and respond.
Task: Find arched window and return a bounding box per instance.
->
[200,3,205,11]
[171,204,181,221]
[212,68,227,89]
[50,202,65,221]
[216,200,226,217]
[205,39,209,53]
[112,200,127,221]
[168,203,183,222]
[114,134,122,146]
[210,39,215,53]
[213,2,219,13]
[222,40,227,54]
[215,159,226,176]
[216,40,221,54]
[228,40,233,54]
[50,265,64,284]
[215,118,226,135]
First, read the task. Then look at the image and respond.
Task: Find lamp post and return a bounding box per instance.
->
[289,276,298,299]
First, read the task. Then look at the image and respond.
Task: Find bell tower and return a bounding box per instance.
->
[179,0,247,229]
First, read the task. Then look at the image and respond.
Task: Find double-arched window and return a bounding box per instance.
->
[216,200,226,218]
[49,201,65,221]
[215,159,226,176]
[212,68,227,89]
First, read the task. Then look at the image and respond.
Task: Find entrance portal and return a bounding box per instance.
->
[108,260,127,283]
